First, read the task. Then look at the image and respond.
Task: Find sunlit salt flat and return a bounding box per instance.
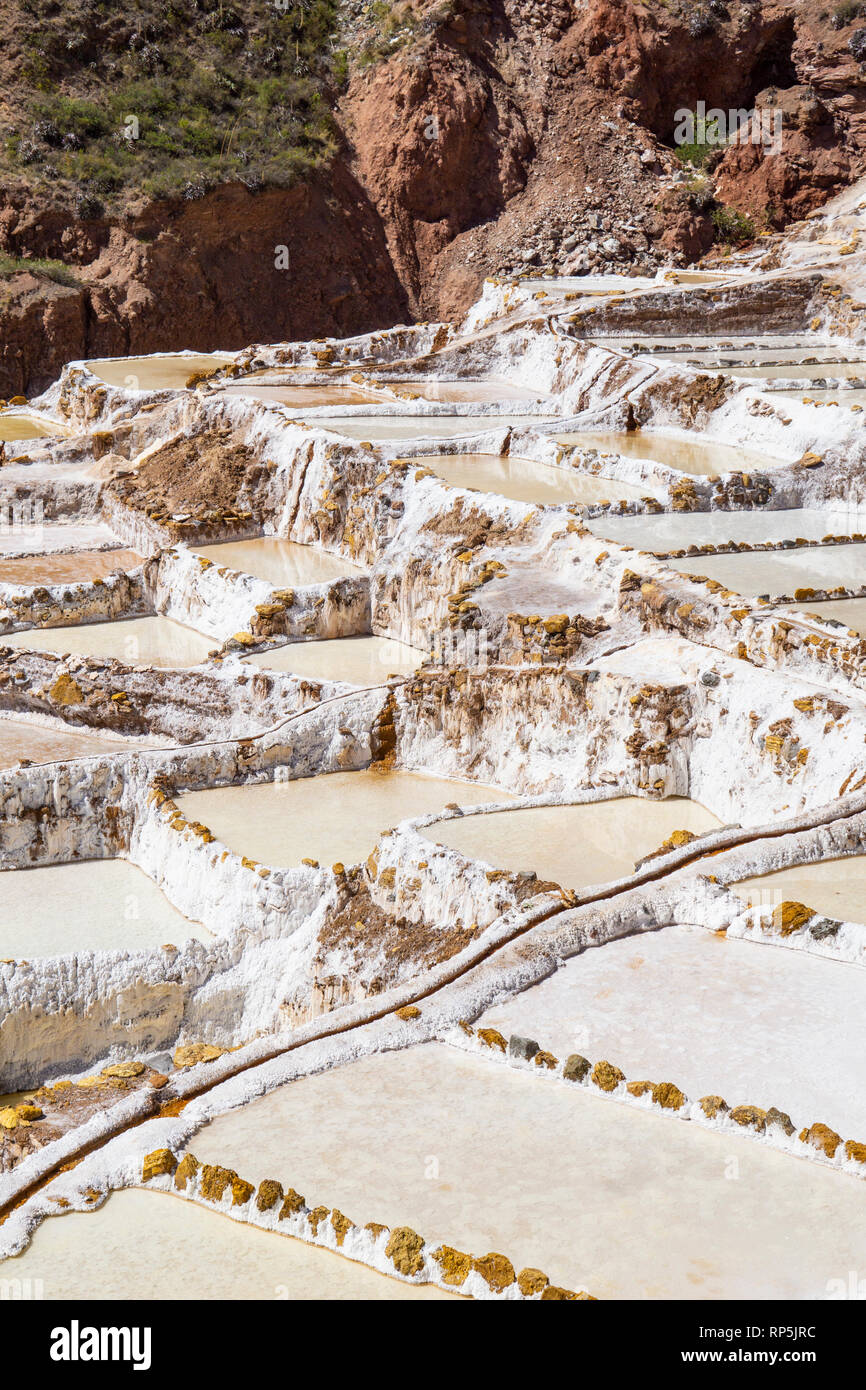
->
[0,414,64,441]
[587,507,863,552]
[3,616,214,668]
[731,855,866,929]
[177,769,512,869]
[0,859,209,957]
[421,797,720,890]
[245,635,423,684]
[672,543,866,597]
[191,1043,866,1300]
[0,522,127,557]
[0,1190,455,1301]
[475,923,866,1136]
[0,548,142,585]
[310,415,556,440]
[0,715,153,768]
[85,353,234,390]
[554,430,788,477]
[418,452,660,505]
[196,538,365,586]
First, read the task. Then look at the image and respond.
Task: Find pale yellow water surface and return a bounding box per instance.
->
[3,616,214,668]
[177,769,513,869]
[0,1189,456,1300]
[245,635,423,684]
[554,430,787,477]
[0,859,209,957]
[418,453,659,505]
[0,414,63,441]
[422,797,721,890]
[673,543,866,597]
[219,383,382,406]
[84,353,233,390]
[0,716,151,768]
[731,362,866,380]
[191,1043,866,1300]
[311,415,555,440]
[377,380,547,403]
[782,597,866,635]
[0,548,142,585]
[197,538,365,586]
[731,856,866,927]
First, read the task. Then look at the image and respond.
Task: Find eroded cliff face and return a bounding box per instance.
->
[2,0,866,392]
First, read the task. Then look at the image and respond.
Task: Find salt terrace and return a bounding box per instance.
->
[4,181,866,1302]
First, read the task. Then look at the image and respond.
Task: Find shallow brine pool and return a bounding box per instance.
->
[0,859,209,957]
[418,453,659,505]
[0,548,143,586]
[177,769,512,869]
[84,354,234,390]
[0,1189,455,1300]
[0,715,153,768]
[731,856,866,929]
[245,635,423,684]
[421,797,720,890]
[375,380,547,404]
[475,922,866,1136]
[781,597,866,635]
[218,383,383,406]
[0,414,64,442]
[196,538,365,587]
[554,430,787,478]
[587,507,861,552]
[0,523,127,558]
[190,1043,866,1300]
[3,616,214,668]
[730,362,866,380]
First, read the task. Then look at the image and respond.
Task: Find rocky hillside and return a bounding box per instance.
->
[2,0,865,392]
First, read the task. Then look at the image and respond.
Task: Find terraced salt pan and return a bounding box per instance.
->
[376,380,547,403]
[731,363,866,380]
[731,857,866,929]
[245,635,423,684]
[197,538,365,586]
[3,616,214,669]
[0,548,143,585]
[587,507,862,551]
[310,415,556,441]
[177,769,513,870]
[0,522,126,557]
[554,430,787,477]
[84,353,233,390]
[422,797,720,891]
[219,383,382,406]
[0,715,153,768]
[0,859,209,957]
[776,388,866,404]
[475,923,866,1136]
[782,597,866,634]
[419,453,659,505]
[0,414,62,441]
[191,1043,866,1300]
[0,1190,454,1300]
[672,543,866,597]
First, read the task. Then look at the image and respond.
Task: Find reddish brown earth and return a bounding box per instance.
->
[2,0,865,393]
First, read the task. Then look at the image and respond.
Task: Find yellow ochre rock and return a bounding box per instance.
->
[173,1043,226,1069]
[142,1149,177,1182]
[386,1226,426,1277]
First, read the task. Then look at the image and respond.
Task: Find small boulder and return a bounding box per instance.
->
[142,1148,177,1182]
[591,1059,625,1093]
[508,1035,540,1062]
[472,1252,515,1294]
[386,1226,425,1277]
[563,1054,591,1083]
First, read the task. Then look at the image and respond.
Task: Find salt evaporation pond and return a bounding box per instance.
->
[3,616,214,668]
[0,523,127,557]
[587,507,862,551]
[177,769,512,869]
[0,859,209,957]
[197,537,365,586]
[377,380,547,403]
[777,388,866,405]
[191,1043,866,1300]
[84,353,234,390]
[245,635,423,684]
[419,452,659,505]
[782,597,866,634]
[0,414,63,442]
[0,1190,455,1300]
[219,383,383,406]
[554,430,787,478]
[0,548,142,585]
[730,362,866,380]
[731,856,866,928]
[422,797,721,890]
[474,923,866,1136]
[672,543,866,597]
[310,415,556,441]
[0,715,152,768]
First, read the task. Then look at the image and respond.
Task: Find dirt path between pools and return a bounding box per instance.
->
[4,784,866,1230]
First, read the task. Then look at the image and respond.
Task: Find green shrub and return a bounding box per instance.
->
[711,206,756,245]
